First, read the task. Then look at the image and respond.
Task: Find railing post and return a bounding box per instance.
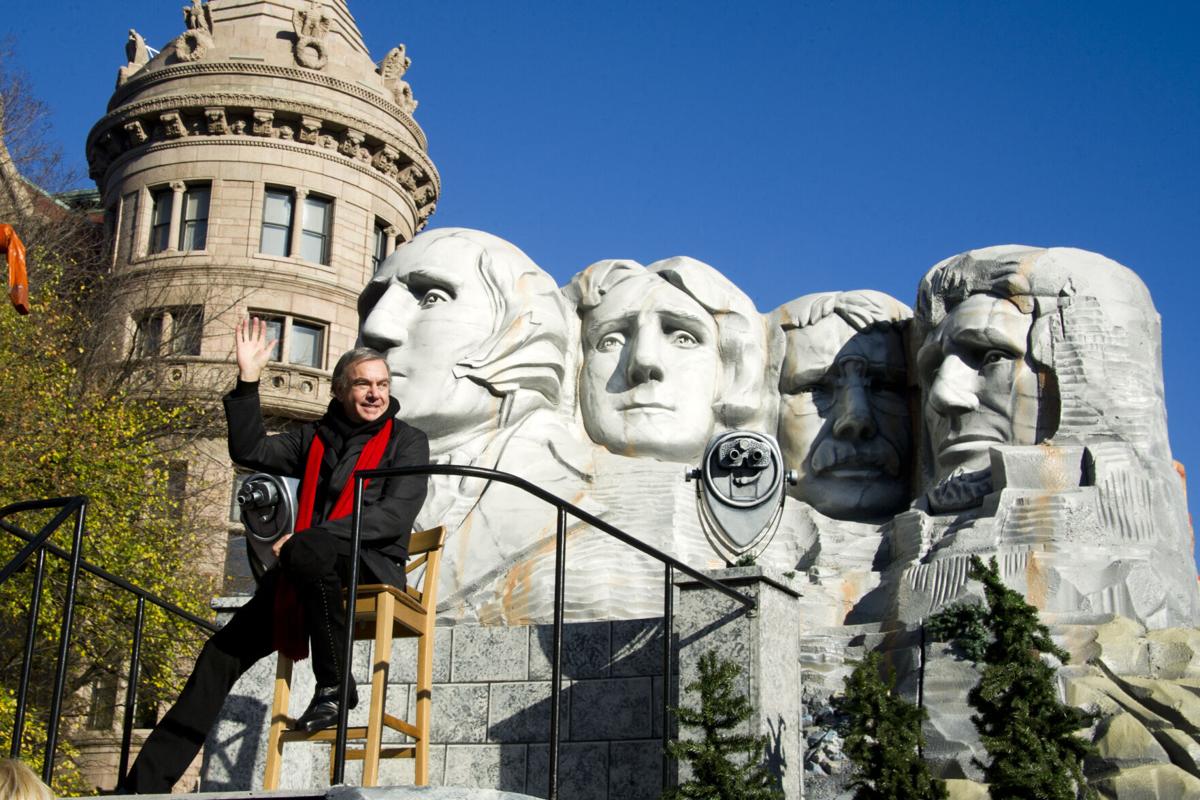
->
[118,596,147,783]
[662,563,673,790]
[43,499,87,785]
[547,506,567,800]
[332,476,366,785]
[11,547,46,758]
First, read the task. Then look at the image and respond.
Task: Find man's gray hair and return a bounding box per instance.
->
[331,347,387,397]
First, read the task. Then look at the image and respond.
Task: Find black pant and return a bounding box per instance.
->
[122,530,377,794]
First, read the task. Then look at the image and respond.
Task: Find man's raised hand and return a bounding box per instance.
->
[235,316,278,383]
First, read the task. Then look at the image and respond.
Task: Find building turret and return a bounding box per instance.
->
[84,0,438,589]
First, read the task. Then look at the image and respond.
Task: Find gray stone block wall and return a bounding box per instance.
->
[202,616,668,800]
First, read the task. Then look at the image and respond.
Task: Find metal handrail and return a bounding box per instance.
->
[0,498,217,788]
[335,464,758,799]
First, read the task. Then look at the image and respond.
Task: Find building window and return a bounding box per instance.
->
[86,674,119,730]
[300,194,332,264]
[132,306,204,358]
[178,184,210,251]
[372,220,389,273]
[290,320,325,368]
[250,312,327,369]
[148,188,173,254]
[133,311,164,358]
[166,460,188,519]
[260,188,293,257]
[147,182,210,254]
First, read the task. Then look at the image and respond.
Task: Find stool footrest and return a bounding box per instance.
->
[384,713,421,739]
[343,745,416,761]
[278,724,371,743]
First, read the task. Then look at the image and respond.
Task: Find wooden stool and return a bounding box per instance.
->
[263,526,446,788]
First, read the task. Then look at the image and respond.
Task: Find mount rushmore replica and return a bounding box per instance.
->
[359,228,1198,635]
[353,229,1200,790]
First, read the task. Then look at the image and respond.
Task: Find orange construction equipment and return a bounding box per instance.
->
[0,224,29,314]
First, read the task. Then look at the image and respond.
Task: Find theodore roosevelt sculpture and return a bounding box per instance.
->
[359,228,592,618]
[773,290,913,520]
[565,256,776,464]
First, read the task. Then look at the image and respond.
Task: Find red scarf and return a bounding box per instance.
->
[275,418,394,660]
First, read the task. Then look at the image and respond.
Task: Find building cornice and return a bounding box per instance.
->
[107,61,427,150]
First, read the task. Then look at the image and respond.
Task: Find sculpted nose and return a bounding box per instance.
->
[625,332,665,385]
[928,355,980,417]
[360,284,411,350]
[832,383,877,441]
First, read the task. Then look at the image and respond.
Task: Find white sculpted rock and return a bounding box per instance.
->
[353,234,1198,635]
[892,245,1199,630]
[359,229,596,617]
[772,290,912,520]
[565,257,778,463]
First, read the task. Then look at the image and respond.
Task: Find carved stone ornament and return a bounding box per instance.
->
[251,109,274,137]
[123,120,148,145]
[397,163,424,191]
[204,107,228,135]
[379,45,418,114]
[183,0,213,33]
[298,116,321,144]
[292,0,331,71]
[159,111,187,139]
[275,124,294,141]
[117,29,150,87]
[339,129,365,158]
[372,145,399,176]
[174,29,214,63]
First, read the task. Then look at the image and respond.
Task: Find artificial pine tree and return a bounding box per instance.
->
[930,556,1097,800]
[663,650,783,800]
[834,651,948,800]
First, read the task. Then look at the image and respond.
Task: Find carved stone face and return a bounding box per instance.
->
[779,315,910,519]
[918,293,1039,484]
[579,274,721,462]
[360,238,502,441]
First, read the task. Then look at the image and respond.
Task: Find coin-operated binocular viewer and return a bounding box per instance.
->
[686,431,797,564]
[236,473,298,580]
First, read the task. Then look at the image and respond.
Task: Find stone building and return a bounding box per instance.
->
[84,0,438,591]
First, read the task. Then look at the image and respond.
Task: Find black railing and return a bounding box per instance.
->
[339,464,757,799]
[0,497,218,788]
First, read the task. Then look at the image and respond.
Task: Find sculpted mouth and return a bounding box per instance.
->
[823,467,883,479]
[620,402,674,412]
[938,434,1003,455]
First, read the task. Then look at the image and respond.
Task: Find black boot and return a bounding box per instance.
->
[294,683,359,732]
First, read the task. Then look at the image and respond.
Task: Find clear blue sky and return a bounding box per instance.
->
[7,1,1200,565]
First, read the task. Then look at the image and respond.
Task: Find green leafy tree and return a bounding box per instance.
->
[664,650,783,800]
[0,256,214,795]
[834,651,947,800]
[930,556,1096,800]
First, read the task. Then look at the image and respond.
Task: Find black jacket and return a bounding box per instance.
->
[223,380,429,588]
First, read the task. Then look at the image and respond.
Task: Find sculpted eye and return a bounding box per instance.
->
[670,330,699,348]
[982,349,1013,366]
[596,332,625,352]
[419,288,451,308]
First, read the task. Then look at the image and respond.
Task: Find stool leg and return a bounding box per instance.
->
[263,656,294,790]
[363,592,395,787]
[414,621,434,786]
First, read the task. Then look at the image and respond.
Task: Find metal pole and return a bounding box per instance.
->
[332,476,365,785]
[661,563,673,790]
[43,500,87,785]
[118,596,146,782]
[11,547,46,757]
[547,507,567,800]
